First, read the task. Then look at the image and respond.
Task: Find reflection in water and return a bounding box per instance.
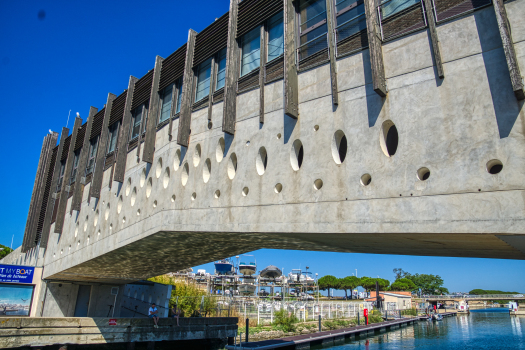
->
[316,309,525,350]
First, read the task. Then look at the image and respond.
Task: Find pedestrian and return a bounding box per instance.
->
[171,305,181,326]
[149,303,159,328]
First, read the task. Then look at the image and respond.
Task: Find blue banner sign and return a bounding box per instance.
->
[0,265,35,284]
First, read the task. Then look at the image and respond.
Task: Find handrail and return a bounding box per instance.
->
[298,32,328,49]
[335,12,366,30]
[424,294,524,299]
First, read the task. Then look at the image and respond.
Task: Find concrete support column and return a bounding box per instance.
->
[223,0,240,134]
[364,0,387,97]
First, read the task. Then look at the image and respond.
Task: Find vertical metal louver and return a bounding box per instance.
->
[90,108,106,139]
[237,0,283,38]
[193,11,230,67]
[434,0,491,22]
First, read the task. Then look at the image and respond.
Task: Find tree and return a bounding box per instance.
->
[359,277,377,293]
[0,244,13,260]
[391,278,417,291]
[339,276,360,299]
[406,273,448,295]
[376,278,390,291]
[318,275,339,298]
[393,268,409,280]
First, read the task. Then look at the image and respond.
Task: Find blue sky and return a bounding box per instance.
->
[0,285,33,305]
[1,1,524,294]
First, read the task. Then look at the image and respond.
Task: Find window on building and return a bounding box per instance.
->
[195,58,213,102]
[240,27,261,77]
[268,12,284,61]
[70,149,80,184]
[107,122,119,154]
[298,0,328,60]
[380,0,419,18]
[85,137,99,175]
[175,79,183,114]
[215,48,227,91]
[335,0,366,42]
[130,103,148,140]
[159,84,174,123]
[57,160,66,190]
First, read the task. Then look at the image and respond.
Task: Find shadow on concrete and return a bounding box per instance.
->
[474,9,522,139]
[224,133,234,156]
[283,114,297,144]
[179,146,187,166]
[362,49,385,127]
[426,31,444,87]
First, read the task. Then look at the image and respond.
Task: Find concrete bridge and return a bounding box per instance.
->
[1,0,525,318]
[424,294,525,302]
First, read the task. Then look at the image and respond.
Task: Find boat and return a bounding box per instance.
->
[260,265,282,279]
[288,269,306,284]
[238,283,256,296]
[214,258,234,275]
[239,261,257,276]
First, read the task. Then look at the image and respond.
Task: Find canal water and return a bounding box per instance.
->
[317,309,524,350]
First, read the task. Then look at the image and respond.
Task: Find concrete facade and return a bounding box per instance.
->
[3,1,525,286]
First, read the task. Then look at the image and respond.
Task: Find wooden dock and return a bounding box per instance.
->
[227,312,457,350]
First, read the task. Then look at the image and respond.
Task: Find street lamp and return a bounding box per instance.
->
[355,269,357,278]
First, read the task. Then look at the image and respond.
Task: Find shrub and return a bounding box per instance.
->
[272,309,298,332]
[402,307,417,316]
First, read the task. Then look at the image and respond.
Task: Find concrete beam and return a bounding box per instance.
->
[326,0,339,105]
[364,0,387,97]
[54,117,83,234]
[493,0,524,100]
[142,56,164,164]
[89,93,116,199]
[422,0,444,79]
[114,76,138,183]
[223,0,240,135]
[284,0,299,118]
[71,107,98,213]
[177,29,198,146]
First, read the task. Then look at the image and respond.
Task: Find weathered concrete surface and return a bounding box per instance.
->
[3,3,525,284]
[0,317,237,348]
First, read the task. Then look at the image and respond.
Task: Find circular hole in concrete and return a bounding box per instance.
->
[417,167,430,181]
[313,179,323,190]
[360,174,372,186]
[193,144,201,167]
[125,178,131,196]
[214,190,221,199]
[109,223,113,231]
[203,158,211,183]
[256,147,268,176]
[171,195,176,202]
[140,168,146,187]
[137,209,141,216]
[486,159,503,175]
[97,230,100,239]
[146,177,153,198]
[228,153,237,180]
[122,217,126,224]
[290,139,304,171]
[276,133,282,139]
[242,187,249,197]
[216,138,225,163]
[163,167,170,188]
[131,187,137,206]
[331,130,348,165]
[274,183,283,193]
[87,236,90,244]
[181,162,189,186]
[155,158,163,178]
[153,200,157,208]
[94,210,99,227]
[314,125,319,131]
[77,241,80,247]
[174,149,181,171]
[191,192,197,200]
[380,120,398,157]
[246,141,250,146]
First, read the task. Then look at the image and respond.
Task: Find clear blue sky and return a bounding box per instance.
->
[1,1,524,294]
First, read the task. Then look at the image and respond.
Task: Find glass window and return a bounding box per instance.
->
[195,58,212,102]
[176,80,183,114]
[159,84,173,123]
[130,103,148,140]
[86,137,99,175]
[335,0,366,42]
[107,122,119,154]
[70,149,80,184]
[298,0,328,60]
[380,0,419,18]
[240,27,261,77]
[57,160,66,190]
[268,12,284,61]
[215,48,227,91]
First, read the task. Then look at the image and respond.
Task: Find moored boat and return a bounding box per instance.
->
[260,265,282,279]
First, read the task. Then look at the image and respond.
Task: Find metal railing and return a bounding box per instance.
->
[424,294,525,300]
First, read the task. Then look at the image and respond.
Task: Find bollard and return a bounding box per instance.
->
[246,318,249,343]
[318,314,322,331]
[384,309,387,321]
[357,312,360,325]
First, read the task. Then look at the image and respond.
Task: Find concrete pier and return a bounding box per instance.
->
[0,317,237,349]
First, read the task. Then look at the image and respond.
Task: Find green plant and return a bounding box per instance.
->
[323,320,337,330]
[272,309,298,332]
[0,244,13,260]
[367,314,383,324]
[401,307,418,316]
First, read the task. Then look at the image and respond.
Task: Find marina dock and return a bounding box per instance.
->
[226,312,457,350]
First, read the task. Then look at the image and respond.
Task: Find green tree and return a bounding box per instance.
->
[407,273,448,295]
[339,276,360,299]
[0,244,13,260]
[318,275,339,298]
[393,268,409,280]
[391,278,417,291]
[376,278,390,290]
[359,277,377,293]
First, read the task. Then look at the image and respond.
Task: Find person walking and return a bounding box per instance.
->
[149,303,160,328]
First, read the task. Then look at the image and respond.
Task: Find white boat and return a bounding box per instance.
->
[238,283,256,296]
[239,261,257,276]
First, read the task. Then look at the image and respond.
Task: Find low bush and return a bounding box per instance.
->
[272,309,299,332]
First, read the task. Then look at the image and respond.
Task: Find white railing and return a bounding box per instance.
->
[424,294,525,300]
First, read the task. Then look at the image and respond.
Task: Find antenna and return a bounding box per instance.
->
[66,110,71,128]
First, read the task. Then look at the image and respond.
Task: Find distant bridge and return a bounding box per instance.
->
[424,294,525,302]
